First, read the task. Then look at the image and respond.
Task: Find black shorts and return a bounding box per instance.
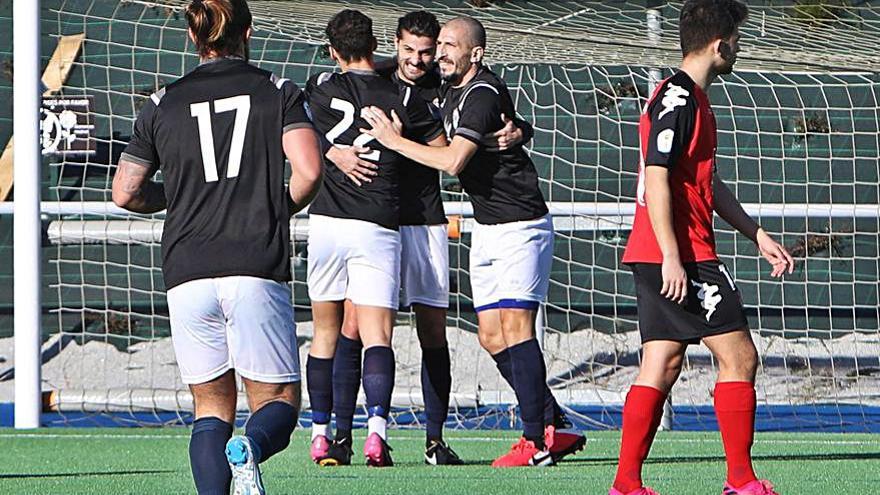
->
[629,261,748,344]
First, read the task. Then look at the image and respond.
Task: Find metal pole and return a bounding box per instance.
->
[13,0,43,429]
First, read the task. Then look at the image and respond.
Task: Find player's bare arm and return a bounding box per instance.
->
[111,159,166,214]
[360,106,476,176]
[712,175,794,277]
[284,127,323,212]
[644,165,687,303]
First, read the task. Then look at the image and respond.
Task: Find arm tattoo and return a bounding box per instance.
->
[114,160,166,213]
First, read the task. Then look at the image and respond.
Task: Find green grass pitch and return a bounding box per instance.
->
[1,428,877,494]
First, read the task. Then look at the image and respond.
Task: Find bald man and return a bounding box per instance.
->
[362,15,586,467]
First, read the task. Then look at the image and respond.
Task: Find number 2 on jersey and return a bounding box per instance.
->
[190,95,251,182]
[325,98,380,162]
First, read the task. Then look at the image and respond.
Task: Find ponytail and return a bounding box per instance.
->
[185,0,252,58]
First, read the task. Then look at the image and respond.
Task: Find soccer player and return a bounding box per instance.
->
[111,1,322,493]
[303,9,445,467]
[610,2,794,494]
[321,10,534,467]
[361,15,585,467]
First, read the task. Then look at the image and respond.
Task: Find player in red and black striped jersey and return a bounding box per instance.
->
[612,2,794,495]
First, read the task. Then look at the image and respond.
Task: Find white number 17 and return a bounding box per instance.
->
[190,95,251,183]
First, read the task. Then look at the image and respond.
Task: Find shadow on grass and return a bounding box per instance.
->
[0,469,175,479]
[560,451,880,467]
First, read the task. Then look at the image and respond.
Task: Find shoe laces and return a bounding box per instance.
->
[510,437,536,454]
[756,480,776,495]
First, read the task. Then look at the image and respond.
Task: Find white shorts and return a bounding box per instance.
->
[167,276,300,385]
[470,215,554,312]
[307,215,401,309]
[400,224,449,308]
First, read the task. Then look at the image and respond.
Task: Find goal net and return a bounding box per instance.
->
[14,0,880,431]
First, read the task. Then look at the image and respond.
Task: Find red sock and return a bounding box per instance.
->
[714,381,758,488]
[613,385,667,493]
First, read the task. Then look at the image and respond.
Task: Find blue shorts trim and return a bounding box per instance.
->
[475,299,540,313]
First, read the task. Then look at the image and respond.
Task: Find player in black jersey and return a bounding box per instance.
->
[321,10,536,468]
[362,15,585,467]
[303,9,446,468]
[112,1,322,493]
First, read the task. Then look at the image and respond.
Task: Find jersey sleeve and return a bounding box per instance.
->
[402,86,445,144]
[453,85,501,145]
[281,80,313,133]
[120,99,159,168]
[644,83,697,169]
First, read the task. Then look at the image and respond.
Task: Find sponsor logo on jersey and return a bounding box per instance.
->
[658,83,689,119]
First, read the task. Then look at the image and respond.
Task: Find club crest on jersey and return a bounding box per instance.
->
[656,128,675,153]
[658,83,689,119]
[691,280,722,321]
[444,108,460,137]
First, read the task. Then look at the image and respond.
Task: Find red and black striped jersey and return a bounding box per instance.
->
[622,70,718,264]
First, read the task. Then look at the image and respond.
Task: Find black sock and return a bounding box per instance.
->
[362,346,395,419]
[306,355,333,426]
[492,348,516,389]
[189,416,233,495]
[493,348,562,427]
[333,335,362,440]
[508,339,547,449]
[245,400,298,463]
[421,345,451,442]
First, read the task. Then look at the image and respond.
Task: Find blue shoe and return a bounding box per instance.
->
[225,435,265,495]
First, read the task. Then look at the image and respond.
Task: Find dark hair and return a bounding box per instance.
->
[396,11,440,40]
[679,0,748,56]
[448,16,486,49]
[326,9,375,62]
[185,0,252,57]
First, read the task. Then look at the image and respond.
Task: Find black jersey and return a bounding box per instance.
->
[121,57,312,289]
[305,68,445,230]
[376,60,446,226]
[440,67,548,225]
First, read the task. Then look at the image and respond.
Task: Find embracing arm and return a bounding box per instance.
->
[360,106,475,176]
[111,159,166,214]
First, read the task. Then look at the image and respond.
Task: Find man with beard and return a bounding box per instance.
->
[361,15,585,467]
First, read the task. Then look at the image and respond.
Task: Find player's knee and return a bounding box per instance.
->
[310,326,340,358]
[637,355,683,392]
[340,319,360,341]
[722,346,758,381]
[478,329,505,354]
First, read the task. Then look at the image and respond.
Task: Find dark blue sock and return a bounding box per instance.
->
[333,335,363,439]
[307,355,333,425]
[189,416,233,495]
[508,339,547,449]
[362,346,395,419]
[421,345,451,441]
[492,348,516,389]
[493,348,562,427]
[245,400,298,463]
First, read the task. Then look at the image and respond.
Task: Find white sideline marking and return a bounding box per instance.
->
[0,433,877,447]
